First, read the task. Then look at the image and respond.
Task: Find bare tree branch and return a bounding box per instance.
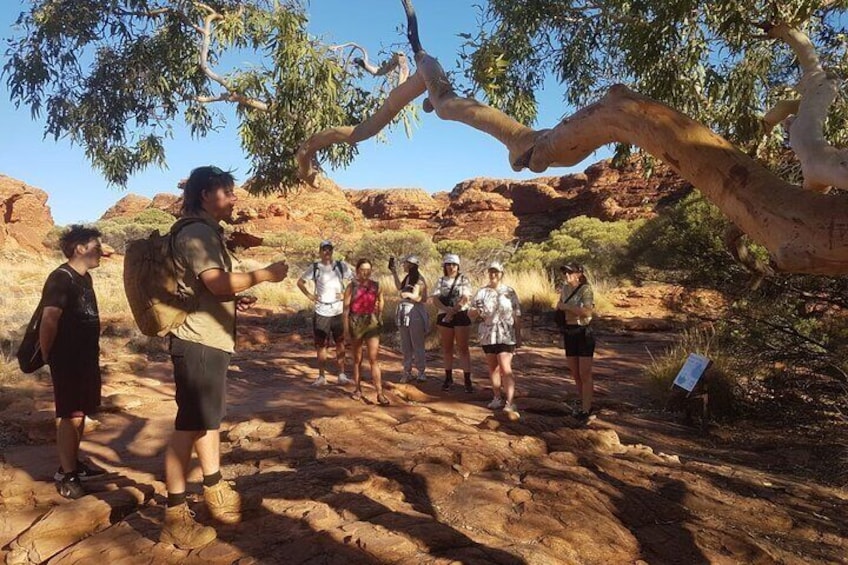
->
[767,23,848,193]
[329,44,410,85]
[194,3,269,112]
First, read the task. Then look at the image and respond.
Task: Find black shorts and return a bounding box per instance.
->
[50,354,101,418]
[563,325,595,357]
[314,314,344,347]
[436,311,472,328]
[170,336,231,431]
[482,344,516,355]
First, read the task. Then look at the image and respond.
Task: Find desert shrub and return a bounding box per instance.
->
[643,326,743,417]
[628,191,848,412]
[509,216,641,276]
[350,230,438,273]
[436,237,516,272]
[96,208,175,252]
[622,191,760,288]
[260,233,324,264]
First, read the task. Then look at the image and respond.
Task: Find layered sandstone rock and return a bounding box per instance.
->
[344,188,441,233]
[100,194,152,220]
[0,175,54,252]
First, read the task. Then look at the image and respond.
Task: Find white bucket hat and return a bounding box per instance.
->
[403,255,420,265]
[442,253,460,266]
[487,261,505,272]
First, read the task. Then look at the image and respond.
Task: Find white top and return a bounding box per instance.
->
[473,284,521,346]
[300,261,353,316]
[431,274,473,312]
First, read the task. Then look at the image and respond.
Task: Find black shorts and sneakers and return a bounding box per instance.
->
[563,325,595,357]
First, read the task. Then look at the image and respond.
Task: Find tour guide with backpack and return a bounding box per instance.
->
[297,240,354,386]
[125,165,289,550]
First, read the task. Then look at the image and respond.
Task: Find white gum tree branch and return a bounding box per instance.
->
[297,0,848,275]
[329,44,410,85]
[193,3,269,111]
[767,23,848,193]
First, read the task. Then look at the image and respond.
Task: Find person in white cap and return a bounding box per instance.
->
[297,240,353,386]
[430,253,474,392]
[470,261,523,417]
[390,254,429,383]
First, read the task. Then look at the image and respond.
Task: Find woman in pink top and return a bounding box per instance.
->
[343,258,388,405]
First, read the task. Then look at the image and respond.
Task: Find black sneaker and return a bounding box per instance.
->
[441,377,453,391]
[54,460,109,482]
[55,472,85,499]
[464,380,474,394]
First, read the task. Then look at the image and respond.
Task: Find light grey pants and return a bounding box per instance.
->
[400,304,428,376]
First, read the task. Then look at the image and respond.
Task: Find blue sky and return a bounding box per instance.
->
[0,1,607,225]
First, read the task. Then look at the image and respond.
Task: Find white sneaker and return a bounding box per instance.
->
[399,374,410,384]
[503,402,520,417]
[311,375,327,387]
[487,397,504,410]
[337,373,352,385]
[416,373,427,382]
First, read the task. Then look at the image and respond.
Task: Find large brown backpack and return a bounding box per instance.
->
[123,218,204,337]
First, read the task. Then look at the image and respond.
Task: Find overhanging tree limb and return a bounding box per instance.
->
[296,0,848,275]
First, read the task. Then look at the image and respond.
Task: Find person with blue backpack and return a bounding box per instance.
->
[297,240,354,386]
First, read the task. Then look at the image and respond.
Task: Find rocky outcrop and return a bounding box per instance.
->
[0,157,694,254]
[100,194,152,221]
[0,175,54,252]
[344,189,441,233]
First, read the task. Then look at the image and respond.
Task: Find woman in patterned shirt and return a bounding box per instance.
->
[557,263,596,424]
[471,261,522,417]
[430,254,474,393]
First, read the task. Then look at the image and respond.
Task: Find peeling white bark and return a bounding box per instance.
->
[768,23,848,193]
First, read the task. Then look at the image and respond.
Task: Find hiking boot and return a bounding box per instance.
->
[160,504,217,549]
[487,397,504,410]
[337,373,352,385]
[464,378,474,394]
[399,373,410,384]
[416,373,427,383]
[441,376,453,391]
[55,472,85,500]
[311,375,327,387]
[203,480,242,524]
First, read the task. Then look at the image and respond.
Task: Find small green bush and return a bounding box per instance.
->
[96,208,176,252]
[509,216,641,277]
[350,230,438,273]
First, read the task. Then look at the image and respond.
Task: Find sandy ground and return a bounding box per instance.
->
[1,311,846,564]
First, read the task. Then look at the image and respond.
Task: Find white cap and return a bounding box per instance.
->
[487,261,505,272]
[442,253,460,266]
[403,255,420,265]
[319,240,333,249]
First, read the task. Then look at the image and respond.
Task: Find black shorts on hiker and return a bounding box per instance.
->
[563,325,595,357]
[170,336,231,431]
[314,313,344,347]
[436,311,472,328]
[482,343,516,355]
[50,356,101,418]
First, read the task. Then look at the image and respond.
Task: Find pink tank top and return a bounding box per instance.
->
[350,280,379,315]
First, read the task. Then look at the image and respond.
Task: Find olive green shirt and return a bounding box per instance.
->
[170,212,236,353]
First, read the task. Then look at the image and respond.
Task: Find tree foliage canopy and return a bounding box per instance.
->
[463,0,848,164]
[3,0,397,190]
[4,0,848,199]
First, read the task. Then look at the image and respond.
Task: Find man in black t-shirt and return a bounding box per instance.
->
[39,225,111,499]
